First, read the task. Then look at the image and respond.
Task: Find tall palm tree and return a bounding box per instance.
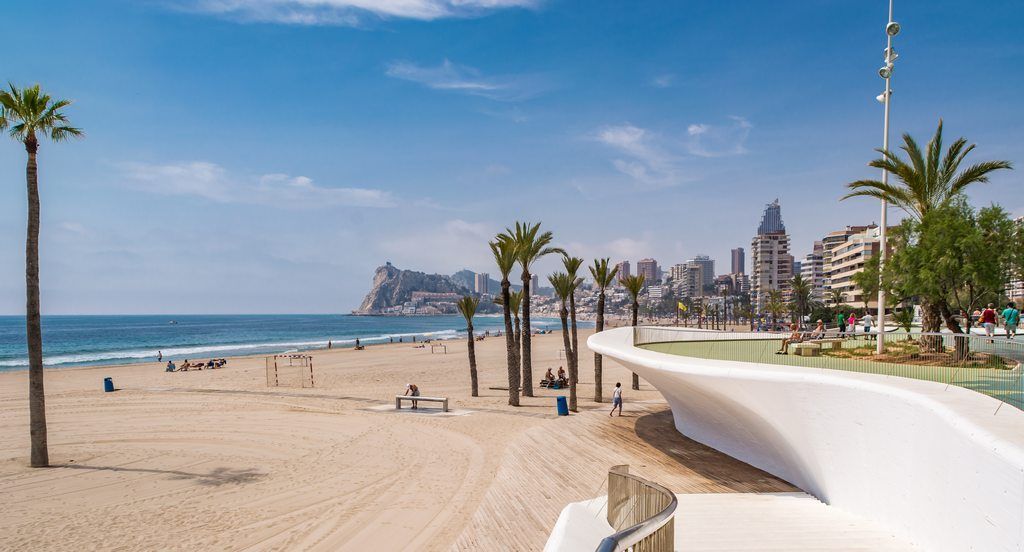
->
[827,288,845,307]
[622,274,646,390]
[844,120,1012,336]
[789,274,812,325]
[490,238,520,406]
[456,296,480,397]
[765,289,787,328]
[1,84,82,468]
[509,289,524,383]
[589,258,619,402]
[549,272,579,411]
[844,120,1013,221]
[562,255,584,392]
[507,222,564,397]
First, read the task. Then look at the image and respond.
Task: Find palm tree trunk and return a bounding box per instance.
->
[631,300,640,391]
[500,280,520,406]
[559,307,577,411]
[467,323,478,397]
[594,292,605,403]
[513,313,522,383]
[568,291,579,385]
[25,136,48,468]
[919,298,943,353]
[521,272,534,397]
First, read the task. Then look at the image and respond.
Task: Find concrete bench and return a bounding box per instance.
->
[794,338,845,357]
[395,395,449,412]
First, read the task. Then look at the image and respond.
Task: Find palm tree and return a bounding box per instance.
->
[549,272,579,411]
[789,274,812,325]
[844,120,1013,221]
[589,258,619,402]
[1,84,82,468]
[509,290,524,382]
[490,238,520,406]
[456,296,480,397]
[622,274,646,390]
[507,222,564,397]
[827,288,845,307]
[562,255,584,394]
[844,120,1012,336]
[765,290,787,328]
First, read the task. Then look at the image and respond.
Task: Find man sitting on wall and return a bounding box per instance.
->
[776,323,803,355]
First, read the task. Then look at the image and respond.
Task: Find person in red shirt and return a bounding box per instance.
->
[981,303,998,343]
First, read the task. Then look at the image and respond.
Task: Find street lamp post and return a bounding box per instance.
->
[876,0,900,354]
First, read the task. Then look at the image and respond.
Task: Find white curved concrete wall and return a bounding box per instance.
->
[590,327,1024,552]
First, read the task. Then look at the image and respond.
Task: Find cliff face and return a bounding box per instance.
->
[355,263,470,314]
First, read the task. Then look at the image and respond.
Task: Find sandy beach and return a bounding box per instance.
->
[0,329,678,551]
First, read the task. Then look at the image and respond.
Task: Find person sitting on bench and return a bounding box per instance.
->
[556,366,568,386]
[776,323,803,355]
[404,383,421,409]
[809,319,825,340]
[543,368,555,386]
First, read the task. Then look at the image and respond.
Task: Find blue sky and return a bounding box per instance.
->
[1,0,1021,314]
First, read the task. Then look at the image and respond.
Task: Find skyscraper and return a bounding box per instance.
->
[474,273,490,295]
[751,199,793,312]
[637,258,659,283]
[801,241,825,303]
[690,255,714,288]
[615,261,631,284]
[531,274,540,294]
[731,248,745,275]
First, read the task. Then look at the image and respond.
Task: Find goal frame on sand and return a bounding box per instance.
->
[265,354,315,388]
[431,343,447,354]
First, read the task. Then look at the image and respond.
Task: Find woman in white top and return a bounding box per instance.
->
[609,382,623,417]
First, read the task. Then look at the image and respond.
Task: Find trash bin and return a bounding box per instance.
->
[103,377,114,393]
[556,396,569,416]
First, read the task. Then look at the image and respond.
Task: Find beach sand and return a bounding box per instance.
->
[0,329,679,551]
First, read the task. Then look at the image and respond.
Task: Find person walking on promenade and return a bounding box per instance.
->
[836,311,847,338]
[1002,302,1020,340]
[862,311,874,340]
[609,382,623,417]
[981,304,998,343]
[847,312,857,337]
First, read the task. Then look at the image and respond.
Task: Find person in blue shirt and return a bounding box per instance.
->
[1002,302,1020,340]
[165,360,176,372]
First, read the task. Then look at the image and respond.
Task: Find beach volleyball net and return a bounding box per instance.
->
[266,354,315,388]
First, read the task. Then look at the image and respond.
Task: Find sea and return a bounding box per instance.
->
[0,314,586,372]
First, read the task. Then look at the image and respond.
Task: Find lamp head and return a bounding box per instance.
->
[878,65,892,79]
[886,21,901,36]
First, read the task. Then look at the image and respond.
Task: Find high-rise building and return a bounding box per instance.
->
[474,273,490,295]
[681,262,705,298]
[531,274,540,294]
[819,225,875,304]
[824,226,880,307]
[615,261,631,284]
[690,255,714,288]
[1008,217,1024,302]
[669,263,687,283]
[731,248,745,275]
[751,199,793,312]
[801,241,825,303]
[637,258,659,283]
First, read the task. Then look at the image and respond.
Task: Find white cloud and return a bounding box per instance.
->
[118,161,396,208]
[593,124,682,188]
[385,59,546,101]
[591,117,753,188]
[651,74,674,88]
[686,116,753,157]
[377,219,497,272]
[177,0,538,25]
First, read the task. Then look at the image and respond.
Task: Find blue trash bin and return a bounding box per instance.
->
[103,377,114,393]
[556,396,569,416]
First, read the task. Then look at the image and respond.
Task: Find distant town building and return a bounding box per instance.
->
[647,284,664,301]
[616,261,631,284]
[637,258,659,284]
[801,241,826,303]
[751,199,793,312]
[824,226,880,307]
[531,274,540,294]
[1006,217,1024,302]
[474,273,490,295]
[679,262,705,298]
[731,247,745,275]
[689,255,715,289]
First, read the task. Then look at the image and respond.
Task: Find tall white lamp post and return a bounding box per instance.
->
[876,0,900,354]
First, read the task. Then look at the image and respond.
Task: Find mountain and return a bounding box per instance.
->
[355,263,469,314]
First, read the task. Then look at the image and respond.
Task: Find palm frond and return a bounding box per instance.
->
[948,160,1014,195]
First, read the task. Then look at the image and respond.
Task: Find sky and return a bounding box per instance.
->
[1,0,1021,314]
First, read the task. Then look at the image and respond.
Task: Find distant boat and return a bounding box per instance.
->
[169,320,178,325]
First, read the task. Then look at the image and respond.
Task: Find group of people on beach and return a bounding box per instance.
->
[165,358,227,372]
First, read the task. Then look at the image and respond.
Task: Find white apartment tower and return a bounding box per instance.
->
[751,199,793,312]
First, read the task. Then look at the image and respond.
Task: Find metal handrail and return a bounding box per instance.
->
[595,466,677,552]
